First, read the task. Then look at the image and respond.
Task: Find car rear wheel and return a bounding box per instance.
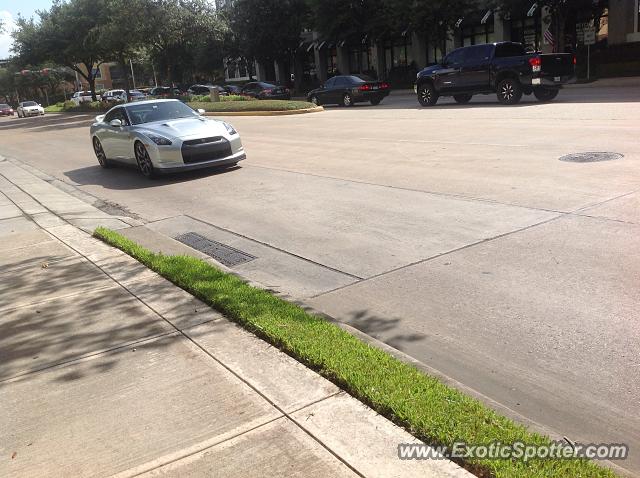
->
[418,83,438,106]
[453,94,473,104]
[533,87,559,102]
[497,78,523,105]
[134,141,156,179]
[370,98,382,106]
[93,137,111,168]
[342,93,353,107]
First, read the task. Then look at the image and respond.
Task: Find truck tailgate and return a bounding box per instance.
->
[540,53,574,77]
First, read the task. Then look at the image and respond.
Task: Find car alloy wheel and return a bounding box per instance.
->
[343,93,353,107]
[92,137,110,168]
[310,95,319,106]
[418,84,438,106]
[135,141,156,178]
[497,78,522,105]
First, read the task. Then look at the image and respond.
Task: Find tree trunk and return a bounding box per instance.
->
[119,55,131,102]
[87,75,97,101]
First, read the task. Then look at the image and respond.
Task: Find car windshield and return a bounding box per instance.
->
[126,101,199,125]
[23,101,37,107]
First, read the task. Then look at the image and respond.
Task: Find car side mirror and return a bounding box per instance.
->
[109,119,122,128]
[197,109,205,115]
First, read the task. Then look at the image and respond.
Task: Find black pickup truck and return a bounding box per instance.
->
[415,42,575,106]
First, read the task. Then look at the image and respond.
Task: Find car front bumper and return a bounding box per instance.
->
[156,151,246,173]
[22,110,43,116]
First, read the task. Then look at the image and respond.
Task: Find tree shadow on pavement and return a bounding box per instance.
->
[0,256,175,384]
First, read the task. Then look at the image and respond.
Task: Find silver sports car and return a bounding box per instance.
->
[90,99,245,178]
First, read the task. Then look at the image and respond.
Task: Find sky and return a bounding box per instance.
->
[1,0,52,58]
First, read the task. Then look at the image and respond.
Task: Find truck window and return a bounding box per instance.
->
[494,43,526,58]
[466,45,493,62]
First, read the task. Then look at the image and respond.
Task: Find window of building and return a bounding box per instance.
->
[510,17,541,51]
[461,23,495,46]
[348,45,372,74]
[327,47,337,75]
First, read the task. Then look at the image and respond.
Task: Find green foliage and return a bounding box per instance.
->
[94,226,618,478]
[229,0,309,64]
[187,100,315,112]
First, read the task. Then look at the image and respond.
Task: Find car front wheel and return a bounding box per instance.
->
[310,95,320,106]
[497,78,523,105]
[418,83,439,106]
[93,137,111,168]
[134,141,156,178]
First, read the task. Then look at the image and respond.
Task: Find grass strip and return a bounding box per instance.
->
[94,226,617,478]
[187,100,315,112]
[44,103,65,113]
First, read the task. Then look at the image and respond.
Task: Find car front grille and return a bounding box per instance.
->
[181,137,232,164]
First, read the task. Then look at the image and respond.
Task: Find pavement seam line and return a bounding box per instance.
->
[0,165,370,477]
[244,163,569,214]
[309,212,566,299]
[111,274,368,478]
[182,214,365,280]
[0,331,178,384]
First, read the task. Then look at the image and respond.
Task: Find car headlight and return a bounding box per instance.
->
[141,131,172,145]
[222,122,237,136]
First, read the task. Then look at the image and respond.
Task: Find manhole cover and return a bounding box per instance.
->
[559,152,623,163]
[175,232,256,267]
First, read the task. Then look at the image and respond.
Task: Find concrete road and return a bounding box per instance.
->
[1,85,639,475]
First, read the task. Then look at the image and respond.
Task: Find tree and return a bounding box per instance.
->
[229,0,309,71]
[139,0,227,85]
[12,0,110,100]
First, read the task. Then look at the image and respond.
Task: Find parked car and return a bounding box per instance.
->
[240,82,290,100]
[222,84,242,95]
[149,86,181,98]
[102,89,126,104]
[90,99,245,178]
[306,75,391,106]
[187,84,229,96]
[415,42,576,106]
[17,101,45,118]
[71,91,100,105]
[0,103,14,116]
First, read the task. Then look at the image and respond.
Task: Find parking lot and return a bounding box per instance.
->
[1,85,639,475]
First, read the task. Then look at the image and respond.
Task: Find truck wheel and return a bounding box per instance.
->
[533,88,559,102]
[497,78,523,105]
[453,94,473,104]
[418,83,438,106]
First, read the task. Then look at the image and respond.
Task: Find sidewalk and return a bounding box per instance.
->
[0,156,472,478]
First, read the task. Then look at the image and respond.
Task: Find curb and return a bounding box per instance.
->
[203,106,323,117]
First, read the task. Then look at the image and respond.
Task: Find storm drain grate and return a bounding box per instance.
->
[175,232,256,267]
[559,152,623,163]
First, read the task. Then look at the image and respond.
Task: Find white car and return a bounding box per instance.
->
[17,101,45,118]
[90,99,245,178]
[71,91,101,105]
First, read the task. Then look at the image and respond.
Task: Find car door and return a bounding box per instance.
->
[241,83,258,98]
[435,49,465,93]
[458,44,493,90]
[318,77,336,103]
[101,107,130,160]
[110,108,135,161]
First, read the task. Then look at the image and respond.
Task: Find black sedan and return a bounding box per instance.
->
[241,82,291,100]
[307,75,391,106]
[188,84,229,96]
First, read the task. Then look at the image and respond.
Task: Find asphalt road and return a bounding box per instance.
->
[1,86,639,475]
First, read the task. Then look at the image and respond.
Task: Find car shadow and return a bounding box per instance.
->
[64,162,243,190]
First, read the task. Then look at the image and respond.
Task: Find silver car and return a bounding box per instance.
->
[17,101,45,117]
[90,99,245,178]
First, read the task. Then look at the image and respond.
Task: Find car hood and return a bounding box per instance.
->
[419,64,445,76]
[136,117,227,139]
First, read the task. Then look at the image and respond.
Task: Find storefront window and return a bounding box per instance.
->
[510,17,540,51]
[327,48,337,75]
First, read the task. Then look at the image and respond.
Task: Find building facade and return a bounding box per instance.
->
[223,1,639,87]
